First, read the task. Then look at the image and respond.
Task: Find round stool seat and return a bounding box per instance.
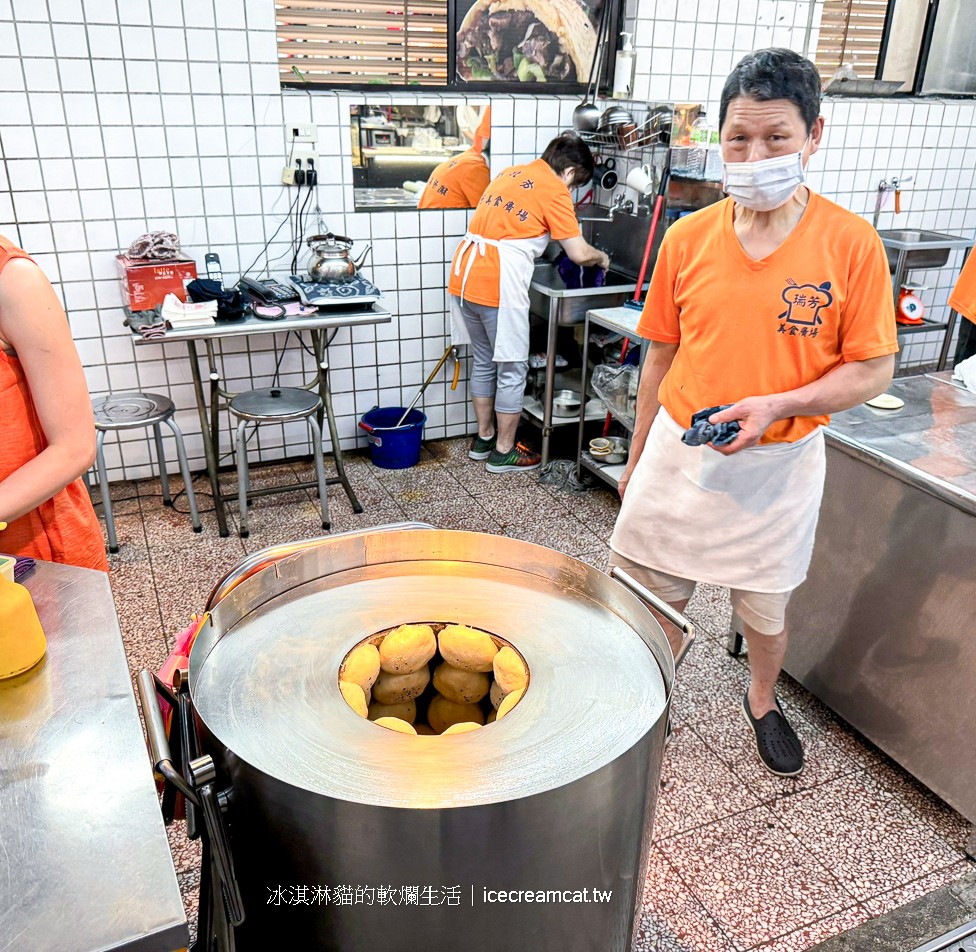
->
[228,387,322,422]
[93,392,175,430]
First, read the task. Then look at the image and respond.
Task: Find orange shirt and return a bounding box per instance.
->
[0,236,108,571]
[949,249,976,324]
[447,158,581,307]
[639,191,899,444]
[417,149,490,210]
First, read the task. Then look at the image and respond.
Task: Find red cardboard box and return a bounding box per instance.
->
[116,255,197,312]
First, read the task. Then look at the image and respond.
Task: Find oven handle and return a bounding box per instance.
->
[610,567,696,669]
[137,669,200,807]
[205,522,435,611]
[137,670,246,928]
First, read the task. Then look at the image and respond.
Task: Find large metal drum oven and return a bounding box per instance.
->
[140,526,692,952]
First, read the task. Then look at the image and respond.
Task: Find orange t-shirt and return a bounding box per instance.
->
[447,158,581,307]
[949,249,976,324]
[417,149,490,210]
[639,191,899,444]
[0,236,108,571]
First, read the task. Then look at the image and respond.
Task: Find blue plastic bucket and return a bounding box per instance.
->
[358,407,426,469]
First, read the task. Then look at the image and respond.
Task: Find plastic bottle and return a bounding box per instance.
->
[0,573,46,679]
[611,32,635,100]
[687,113,710,179]
[704,129,723,181]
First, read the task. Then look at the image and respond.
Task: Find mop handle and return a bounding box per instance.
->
[395,345,455,427]
[633,169,670,301]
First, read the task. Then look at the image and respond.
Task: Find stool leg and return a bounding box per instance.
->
[236,420,251,538]
[163,417,202,533]
[307,415,331,531]
[153,424,172,505]
[95,429,118,554]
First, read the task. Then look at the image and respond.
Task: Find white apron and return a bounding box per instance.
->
[449,230,551,363]
[609,407,826,593]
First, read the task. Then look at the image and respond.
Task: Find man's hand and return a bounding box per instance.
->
[617,463,633,500]
[707,396,778,454]
[597,251,610,271]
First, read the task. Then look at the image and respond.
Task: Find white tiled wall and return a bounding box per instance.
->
[1,0,972,481]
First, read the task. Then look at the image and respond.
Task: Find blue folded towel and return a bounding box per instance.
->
[681,404,741,447]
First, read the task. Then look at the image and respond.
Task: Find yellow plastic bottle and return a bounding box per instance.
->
[0,573,47,679]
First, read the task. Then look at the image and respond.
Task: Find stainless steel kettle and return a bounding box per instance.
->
[306,233,372,283]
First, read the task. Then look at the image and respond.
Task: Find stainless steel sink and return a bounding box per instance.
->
[528,263,638,325]
[877,228,971,273]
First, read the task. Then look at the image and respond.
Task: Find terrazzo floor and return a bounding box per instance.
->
[101,436,975,951]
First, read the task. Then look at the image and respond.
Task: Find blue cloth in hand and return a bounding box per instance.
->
[681,404,741,447]
[555,251,607,290]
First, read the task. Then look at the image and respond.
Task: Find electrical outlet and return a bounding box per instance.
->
[288,123,317,144]
[293,147,318,167]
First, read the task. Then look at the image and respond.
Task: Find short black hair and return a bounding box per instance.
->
[541,132,595,188]
[719,48,822,133]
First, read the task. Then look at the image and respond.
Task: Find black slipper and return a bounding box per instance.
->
[741,690,804,777]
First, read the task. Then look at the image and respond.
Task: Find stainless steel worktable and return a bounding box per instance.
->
[764,373,976,853]
[0,562,188,952]
[134,305,392,537]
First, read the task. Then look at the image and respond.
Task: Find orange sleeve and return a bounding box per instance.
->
[636,234,680,343]
[544,188,582,242]
[839,230,899,362]
[949,250,976,323]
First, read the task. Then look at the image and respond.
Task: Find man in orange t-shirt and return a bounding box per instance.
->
[949,250,976,365]
[610,50,897,778]
[448,133,608,473]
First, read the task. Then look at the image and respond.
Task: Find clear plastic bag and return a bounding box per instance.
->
[590,363,638,429]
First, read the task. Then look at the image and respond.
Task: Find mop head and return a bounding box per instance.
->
[538,459,593,494]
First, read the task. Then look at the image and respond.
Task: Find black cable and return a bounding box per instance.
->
[270,331,290,390]
[238,190,301,281]
[292,182,314,275]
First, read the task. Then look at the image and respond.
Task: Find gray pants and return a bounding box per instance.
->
[456,298,528,415]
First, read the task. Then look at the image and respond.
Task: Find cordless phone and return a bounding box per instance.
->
[205,252,223,288]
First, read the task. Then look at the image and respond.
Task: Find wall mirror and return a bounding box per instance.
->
[350,103,491,210]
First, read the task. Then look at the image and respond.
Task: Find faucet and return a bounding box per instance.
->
[576,192,634,223]
[608,193,634,221]
[873,175,914,228]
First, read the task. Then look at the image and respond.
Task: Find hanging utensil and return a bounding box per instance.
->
[573,0,612,132]
[394,345,460,428]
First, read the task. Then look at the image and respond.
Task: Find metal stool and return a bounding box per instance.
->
[227,387,329,538]
[92,392,202,553]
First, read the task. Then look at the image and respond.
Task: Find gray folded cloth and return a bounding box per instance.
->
[681,404,741,447]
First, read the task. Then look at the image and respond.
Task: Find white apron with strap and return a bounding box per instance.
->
[610,407,826,593]
[449,231,551,363]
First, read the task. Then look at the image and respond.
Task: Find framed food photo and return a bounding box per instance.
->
[453,0,623,92]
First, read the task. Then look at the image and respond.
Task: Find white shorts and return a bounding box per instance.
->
[608,551,791,636]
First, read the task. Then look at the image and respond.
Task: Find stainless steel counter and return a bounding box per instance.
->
[0,562,188,952]
[822,372,976,514]
[777,373,976,854]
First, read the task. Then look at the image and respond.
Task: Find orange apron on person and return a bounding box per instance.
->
[0,240,108,571]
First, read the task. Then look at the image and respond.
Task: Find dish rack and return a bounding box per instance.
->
[578,121,669,152]
[578,104,672,153]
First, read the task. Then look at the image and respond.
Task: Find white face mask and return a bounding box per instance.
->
[723,143,808,212]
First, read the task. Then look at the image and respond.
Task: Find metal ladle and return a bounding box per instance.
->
[573,3,611,132]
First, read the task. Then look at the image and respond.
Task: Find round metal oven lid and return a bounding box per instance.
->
[190,531,669,810]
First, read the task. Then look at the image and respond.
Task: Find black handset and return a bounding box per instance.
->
[205,252,223,288]
[238,276,300,304]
